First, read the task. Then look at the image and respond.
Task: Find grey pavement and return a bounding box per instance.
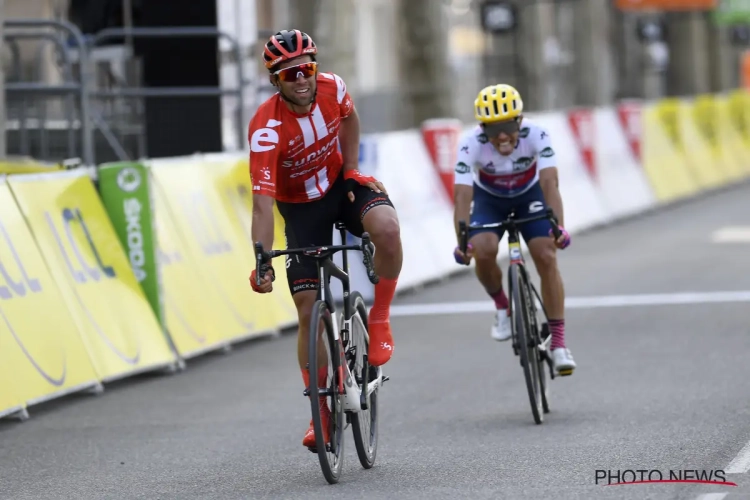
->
[1,182,750,500]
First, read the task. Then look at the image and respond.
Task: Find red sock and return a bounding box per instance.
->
[549,319,565,349]
[370,276,398,324]
[301,367,328,388]
[490,287,509,310]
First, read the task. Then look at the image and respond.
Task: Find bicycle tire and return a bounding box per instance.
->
[525,278,550,415]
[509,264,544,425]
[346,291,379,469]
[308,300,345,484]
[539,322,551,414]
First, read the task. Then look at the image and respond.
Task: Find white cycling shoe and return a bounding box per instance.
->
[551,347,576,376]
[491,309,512,341]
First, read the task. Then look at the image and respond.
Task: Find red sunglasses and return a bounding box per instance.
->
[273,61,318,82]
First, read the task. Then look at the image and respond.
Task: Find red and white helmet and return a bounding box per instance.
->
[262,29,317,71]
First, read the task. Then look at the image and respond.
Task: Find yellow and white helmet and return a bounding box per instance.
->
[474,84,523,123]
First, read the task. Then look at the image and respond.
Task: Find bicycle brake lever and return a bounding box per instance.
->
[545,209,563,240]
[254,242,272,286]
[254,242,263,286]
[458,220,468,255]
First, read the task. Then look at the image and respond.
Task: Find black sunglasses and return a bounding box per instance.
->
[482,119,520,137]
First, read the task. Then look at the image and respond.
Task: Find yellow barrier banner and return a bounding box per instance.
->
[0,177,100,408]
[0,311,25,420]
[654,98,722,189]
[691,95,745,183]
[150,157,294,343]
[0,157,63,175]
[642,101,699,202]
[7,170,177,382]
[725,89,750,174]
[202,157,297,330]
[713,95,750,177]
[150,177,234,357]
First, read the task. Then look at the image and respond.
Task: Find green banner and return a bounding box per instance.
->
[713,0,750,23]
[97,162,164,329]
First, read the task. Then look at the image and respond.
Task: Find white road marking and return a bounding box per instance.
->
[726,438,750,474]
[696,494,727,500]
[712,226,750,243]
[390,291,750,317]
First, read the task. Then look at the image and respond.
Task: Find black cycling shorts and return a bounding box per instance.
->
[275,172,394,295]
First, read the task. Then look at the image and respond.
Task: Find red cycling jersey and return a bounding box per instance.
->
[248,72,354,203]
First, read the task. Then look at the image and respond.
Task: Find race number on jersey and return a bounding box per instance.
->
[454,122,556,198]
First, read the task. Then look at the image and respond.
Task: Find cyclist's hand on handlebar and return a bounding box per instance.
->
[454,243,473,265]
[550,225,571,249]
[250,266,274,293]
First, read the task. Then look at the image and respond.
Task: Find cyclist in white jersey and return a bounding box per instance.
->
[452,83,576,376]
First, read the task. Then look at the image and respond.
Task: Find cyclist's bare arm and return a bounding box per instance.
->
[252,193,275,252]
[453,184,473,242]
[539,168,564,228]
[453,133,477,243]
[339,107,360,173]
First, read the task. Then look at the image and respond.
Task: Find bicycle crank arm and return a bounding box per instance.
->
[539,335,551,352]
[365,367,386,397]
[303,387,336,397]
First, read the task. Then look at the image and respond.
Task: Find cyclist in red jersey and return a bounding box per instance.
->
[248,29,402,450]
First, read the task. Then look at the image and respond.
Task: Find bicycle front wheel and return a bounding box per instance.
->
[509,264,544,425]
[308,300,345,484]
[346,291,379,469]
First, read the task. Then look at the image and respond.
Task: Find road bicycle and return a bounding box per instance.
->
[254,221,388,484]
[457,207,563,425]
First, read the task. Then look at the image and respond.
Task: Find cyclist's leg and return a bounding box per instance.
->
[517,182,575,374]
[341,177,400,367]
[469,185,512,341]
[277,193,338,446]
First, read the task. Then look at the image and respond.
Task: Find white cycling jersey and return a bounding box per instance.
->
[453,121,556,198]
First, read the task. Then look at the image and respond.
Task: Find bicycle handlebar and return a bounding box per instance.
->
[458,207,562,255]
[254,232,380,287]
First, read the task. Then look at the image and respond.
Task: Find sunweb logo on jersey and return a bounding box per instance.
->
[117,167,142,193]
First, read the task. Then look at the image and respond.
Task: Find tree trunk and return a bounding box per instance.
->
[397,0,453,126]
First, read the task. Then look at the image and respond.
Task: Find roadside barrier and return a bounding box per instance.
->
[2,90,749,421]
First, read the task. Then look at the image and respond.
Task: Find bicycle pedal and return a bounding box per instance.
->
[303,388,310,397]
[381,375,390,384]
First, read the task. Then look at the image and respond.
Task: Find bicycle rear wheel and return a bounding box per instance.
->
[345,291,379,469]
[308,300,345,484]
[509,263,545,425]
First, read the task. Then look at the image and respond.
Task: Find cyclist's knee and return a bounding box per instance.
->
[364,207,401,251]
[473,233,499,265]
[530,240,557,273]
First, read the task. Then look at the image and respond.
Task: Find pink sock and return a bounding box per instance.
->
[549,319,565,349]
[490,287,509,310]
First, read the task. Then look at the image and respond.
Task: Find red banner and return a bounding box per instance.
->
[567,109,598,180]
[421,119,463,202]
[616,101,643,164]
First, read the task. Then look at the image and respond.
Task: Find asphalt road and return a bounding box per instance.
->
[2,182,750,500]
